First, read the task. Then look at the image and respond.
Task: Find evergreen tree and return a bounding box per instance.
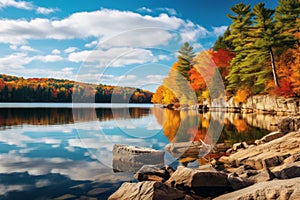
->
[275,0,300,40]
[213,28,234,51]
[225,3,253,93]
[177,42,196,80]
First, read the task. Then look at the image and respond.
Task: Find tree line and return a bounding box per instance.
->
[152,0,300,104]
[0,74,152,103]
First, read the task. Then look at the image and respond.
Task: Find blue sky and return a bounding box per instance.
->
[0,0,278,91]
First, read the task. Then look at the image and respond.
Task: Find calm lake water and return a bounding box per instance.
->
[0,103,282,199]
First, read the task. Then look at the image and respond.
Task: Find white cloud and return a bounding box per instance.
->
[180,24,208,42]
[34,55,63,62]
[0,0,57,15]
[68,47,155,67]
[64,47,78,53]
[158,8,177,16]
[36,7,56,15]
[51,49,61,55]
[0,0,33,10]
[212,26,228,36]
[20,45,37,52]
[0,9,185,45]
[137,7,152,13]
[84,40,98,48]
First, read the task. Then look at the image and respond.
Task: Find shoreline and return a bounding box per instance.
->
[108,115,300,199]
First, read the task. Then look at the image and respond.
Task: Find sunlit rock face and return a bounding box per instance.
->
[112,144,165,173]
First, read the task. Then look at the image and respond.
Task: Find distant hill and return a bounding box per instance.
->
[0,74,152,103]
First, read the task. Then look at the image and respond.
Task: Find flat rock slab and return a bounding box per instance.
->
[108,181,185,200]
[272,161,300,179]
[220,131,300,170]
[213,177,300,200]
[113,144,165,173]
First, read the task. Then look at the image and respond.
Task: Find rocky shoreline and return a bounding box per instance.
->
[161,95,300,116]
[108,116,300,200]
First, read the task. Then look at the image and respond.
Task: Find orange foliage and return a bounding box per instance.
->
[273,45,300,96]
[233,119,248,132]
[188,67,206,91]
[234,88,251,103]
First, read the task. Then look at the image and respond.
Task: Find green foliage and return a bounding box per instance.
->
[177,42,196,79]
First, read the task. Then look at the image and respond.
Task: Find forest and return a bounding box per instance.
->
[152,0,300,104]
[0,74,152,103]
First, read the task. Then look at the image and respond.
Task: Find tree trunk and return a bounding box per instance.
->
[269,47,280,87]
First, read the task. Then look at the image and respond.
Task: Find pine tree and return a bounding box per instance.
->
[275,0,300,40]
[225,3,253,93]
[177,42,196,80]
[213,28,234,51]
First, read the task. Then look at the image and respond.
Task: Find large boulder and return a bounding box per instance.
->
[112,144,164,173]
[134,165,175,182]
[108,181,185,200]
[213,177,300,200]
[166,166,228,188]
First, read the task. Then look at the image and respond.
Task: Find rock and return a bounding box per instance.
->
[165,141,213,158]
[55,194,76,200]
[278,117,294,133]
[213,177,300,200]
[112,144,164,173]
[284,152,300,163]
[260,131,284,143]
[87,188,111,196]
[218,156,235,167]
[232,142,243,151]
[222,131,300,170]
[272,161,300,179]
[197,164,218,172]
[108,181,185,200]
[166,166,228,188]
[227,173,254,190]
[248,169,272,183]
[134,165,174,182]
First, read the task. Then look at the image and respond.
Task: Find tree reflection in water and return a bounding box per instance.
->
[152,107,280,166]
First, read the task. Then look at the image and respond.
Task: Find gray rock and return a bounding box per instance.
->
[166,166,228,188]
[108,181,185,200]
[227,173,254,190]
[112,144,165,173]
[134,165,174,182]
[278,117,295,133]
[213,177,300,200]
[272,161,300,179]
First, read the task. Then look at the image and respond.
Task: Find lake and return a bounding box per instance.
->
[0,103,282,199]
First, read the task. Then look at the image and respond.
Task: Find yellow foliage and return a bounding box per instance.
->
[234,88,251,103]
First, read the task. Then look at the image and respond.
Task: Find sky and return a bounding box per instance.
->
[0,0,278,91]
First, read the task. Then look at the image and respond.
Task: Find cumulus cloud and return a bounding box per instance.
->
[0,0,57,15]
[137,7,152,13]
[64,47,78,53]
[51,49,61,54]
[85,40,98,48]
[0,0,33,10]
[68,47,155,67]
[212,25,228,36]
[36,7,56,15]
[0,9,201,46]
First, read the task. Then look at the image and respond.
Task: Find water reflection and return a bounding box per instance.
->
[0,107,151,129]
[0,106,283,199]
[151,107,281,167]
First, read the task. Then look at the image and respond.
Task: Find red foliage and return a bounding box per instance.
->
[271,79,293,97]
[210,49,234,67]
[188,67,206,91]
